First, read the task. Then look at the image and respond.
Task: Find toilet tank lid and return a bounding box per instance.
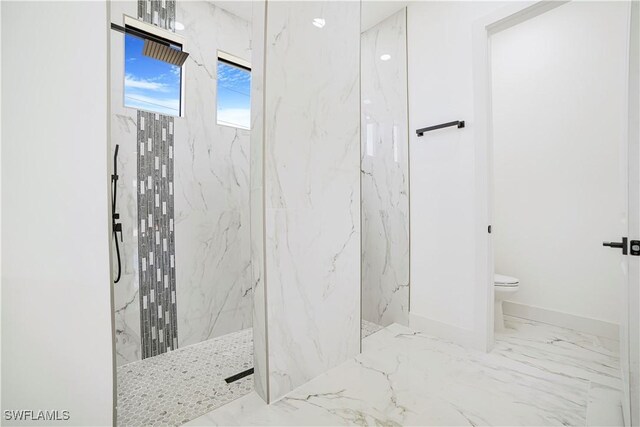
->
[495,274,519,284]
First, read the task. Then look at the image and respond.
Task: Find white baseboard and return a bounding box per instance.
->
[502,301,619,340]
[409,313,488,351]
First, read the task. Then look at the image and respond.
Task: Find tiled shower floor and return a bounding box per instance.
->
[117,321,384,426]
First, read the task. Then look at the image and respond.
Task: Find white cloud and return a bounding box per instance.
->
[217,108,250,129]
[124,74,169,91]
[217,63,250,87]
[125,94,180,116]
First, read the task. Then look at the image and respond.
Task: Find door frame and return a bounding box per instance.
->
[471,0,569,352]
[472,1,635,424]
[623,1,639,424]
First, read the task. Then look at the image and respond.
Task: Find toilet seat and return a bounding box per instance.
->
[494,274,519,288]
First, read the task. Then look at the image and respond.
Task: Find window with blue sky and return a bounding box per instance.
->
[217,60,251,129]
[124,33,182,116]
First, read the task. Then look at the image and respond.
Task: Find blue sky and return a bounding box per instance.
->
[216,61,251,129]
[124,34,251,128]
[124,34,181,116]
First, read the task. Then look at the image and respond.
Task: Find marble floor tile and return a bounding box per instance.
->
[118,321,381,426]
[497,317,622,390]
[186,317,622,426]
[586,382,624,426]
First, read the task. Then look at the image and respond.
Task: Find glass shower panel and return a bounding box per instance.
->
[360,8,410,334]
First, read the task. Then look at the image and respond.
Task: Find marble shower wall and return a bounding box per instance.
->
[111,0,252,366]
[111,0,143,366]
[361,9,409,327]
[251,1,361,402]
[173,0,252,350]
[249,0,268,401]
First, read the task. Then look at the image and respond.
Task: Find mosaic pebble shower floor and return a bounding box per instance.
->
[117,321,384,426]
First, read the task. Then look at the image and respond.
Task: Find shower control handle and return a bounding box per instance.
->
[114,222,123,242]
[603,237,627,255]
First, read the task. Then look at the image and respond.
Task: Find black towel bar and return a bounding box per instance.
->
[416,120,465,137]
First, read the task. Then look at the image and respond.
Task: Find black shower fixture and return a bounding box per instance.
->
[111,144,123,284]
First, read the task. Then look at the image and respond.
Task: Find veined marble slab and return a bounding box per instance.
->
[361,9,409,327]
[249,0,268,402]
[186,317,622,426]
[496,317,621,390]
[173,0,253,349]
[110,0,143,366]
[111,1,254,366]
[251,0,361,402]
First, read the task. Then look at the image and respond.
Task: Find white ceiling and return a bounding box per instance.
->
[210,1,408,31]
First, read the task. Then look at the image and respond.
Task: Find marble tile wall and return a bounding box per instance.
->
[251,0,361,402]
[361,9,409,327]
[110,0,144,366]
[173,0,253,349]
[249,0,268,402]
[111,0,253,365]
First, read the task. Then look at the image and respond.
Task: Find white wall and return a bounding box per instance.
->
[491,1,628,325]
[1,1,113,426]
[407,1,509,348]
[407,1,631,348]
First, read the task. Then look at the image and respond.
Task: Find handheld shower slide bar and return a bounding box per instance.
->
[111,144,123,283]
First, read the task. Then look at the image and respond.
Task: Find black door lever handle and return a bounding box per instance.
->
[603,237,627,255]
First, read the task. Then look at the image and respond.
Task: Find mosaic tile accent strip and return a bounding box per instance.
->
[136,0,178,360]
[117,328,253,426]
[138,0,175,31]
[137,111,178,359]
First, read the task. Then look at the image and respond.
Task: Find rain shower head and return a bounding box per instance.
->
[110,22,189,67]
[142,39,189,67]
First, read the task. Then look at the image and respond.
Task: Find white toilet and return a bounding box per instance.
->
[494,274,519,330]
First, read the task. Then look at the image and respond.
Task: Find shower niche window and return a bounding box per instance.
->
[216,52,251,129]
[123,17,185,116]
